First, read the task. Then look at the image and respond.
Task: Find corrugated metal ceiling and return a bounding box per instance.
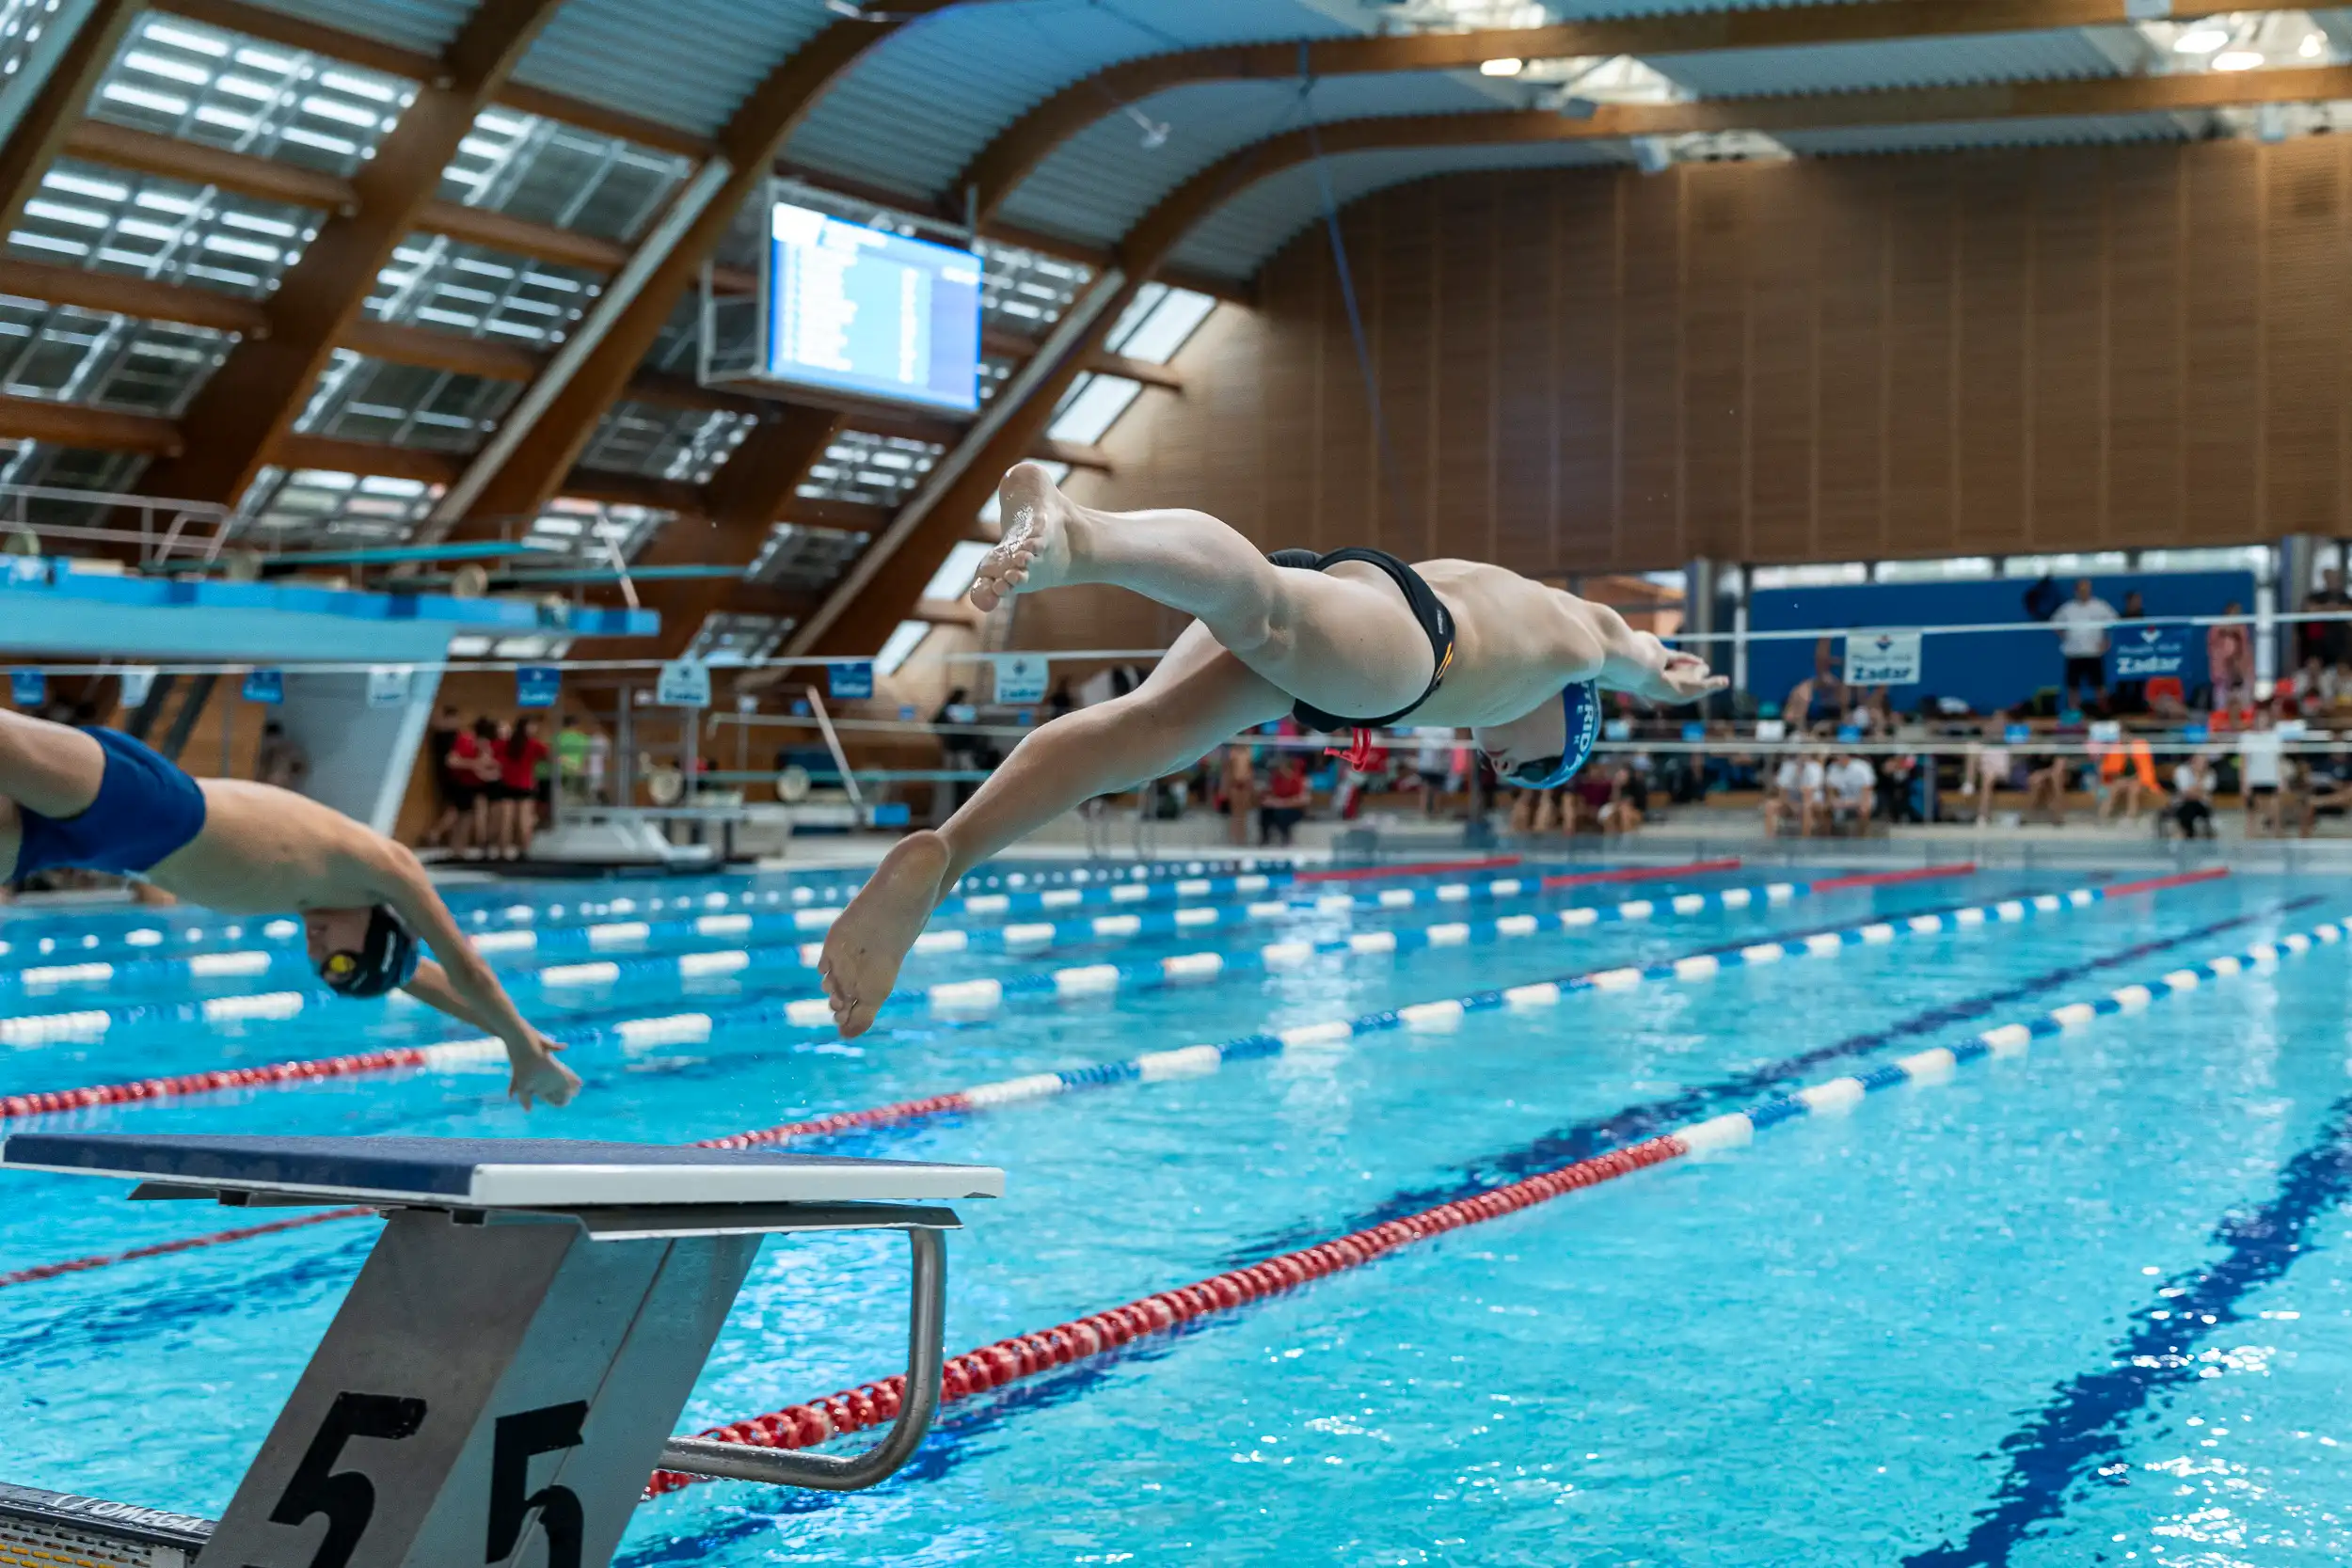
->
[1648,26,2135,98]
[510,0,835,141]
[1000,70,1507,249]
[784,0,1372,206]
[1777,111,2201,158]
[228,0,474,57]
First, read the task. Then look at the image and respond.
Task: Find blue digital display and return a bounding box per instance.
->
[765,202,982,414]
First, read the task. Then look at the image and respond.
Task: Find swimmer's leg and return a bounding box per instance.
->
[971,462,1438,725]
[818,624,1287,1037]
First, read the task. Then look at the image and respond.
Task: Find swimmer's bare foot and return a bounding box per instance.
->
[970,462,1079,612]
[819,830,953,1037]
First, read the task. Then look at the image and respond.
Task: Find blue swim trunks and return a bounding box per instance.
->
[14,728,208,878]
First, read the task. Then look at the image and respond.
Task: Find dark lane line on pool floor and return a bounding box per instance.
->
[635,904,2347,1522]
[1220,898,2312,1267]
[1902,1110,2352,1564]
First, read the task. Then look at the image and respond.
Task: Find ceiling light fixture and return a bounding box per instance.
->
[2173,24,2230,52]
[2301,30,2325,57]
[2212,48,2265,71]
[1480,57,1524,76]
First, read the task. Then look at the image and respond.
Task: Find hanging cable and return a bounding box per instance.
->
[1299,52,1415,540]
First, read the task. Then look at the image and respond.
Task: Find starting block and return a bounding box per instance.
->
[0,1132,1003,1568]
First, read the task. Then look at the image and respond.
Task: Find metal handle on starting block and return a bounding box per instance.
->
[657,1224,946,1490]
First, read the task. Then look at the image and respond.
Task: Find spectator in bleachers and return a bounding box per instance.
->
[1825,750,1876,835]
[1765,751,1823,837]
[2208,601,2253,712]
[1259,753,1310,846]
[2050,578,2116,714]
[2303,566,2352,669]
[1963,712,2015,826]
[2167,753,2216,840]
[1411,724,1454,817]
[2095,735,2161,826]
[2024,751,2074,826]
[1218,740,1255,845]
[2240,703,2287,837]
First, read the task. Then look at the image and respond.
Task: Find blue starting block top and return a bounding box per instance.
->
[1,1132,1004,1208]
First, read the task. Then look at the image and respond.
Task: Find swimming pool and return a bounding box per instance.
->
[0,856,2344,1566]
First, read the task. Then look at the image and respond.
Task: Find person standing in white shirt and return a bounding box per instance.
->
[2049,578,2118,714]
[2240,704,2285,837]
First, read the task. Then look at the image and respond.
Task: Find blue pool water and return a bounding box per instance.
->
[0,860,2347,1565]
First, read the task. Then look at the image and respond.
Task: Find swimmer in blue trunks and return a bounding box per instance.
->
[0,714,579,1107]
[816,461,1726,1037]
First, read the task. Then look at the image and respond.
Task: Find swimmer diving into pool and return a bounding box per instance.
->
[817,461,1727,1037]
[0,711,579,1108]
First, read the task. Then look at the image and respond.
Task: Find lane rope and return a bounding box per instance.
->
[646,897,2341,1499]
[703,871,2208,1149]
[0,871,2221,1287]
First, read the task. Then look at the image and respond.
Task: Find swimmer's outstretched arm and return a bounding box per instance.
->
[363,846,581,1109]
[1565,594,1724,705]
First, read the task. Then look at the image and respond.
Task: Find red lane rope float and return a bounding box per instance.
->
[1806,862,1976,893]
[0,1206,371,1287]
[643,1133,1689,1497]
[1293,854,1522,883]
[1537,857,1740,890]
[2101,867,2231,897]
[0,1039,498,1124]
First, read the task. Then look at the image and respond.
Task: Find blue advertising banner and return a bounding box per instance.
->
[8,670,41,707]
[827,661,874,700]
[515,665,561,708]
[242,669,283,705]
[2110,626,2188,680]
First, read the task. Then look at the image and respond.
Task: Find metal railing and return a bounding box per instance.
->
[656,1227,946,1490]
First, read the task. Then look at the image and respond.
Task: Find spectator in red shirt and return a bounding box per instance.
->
[497,716,549,861]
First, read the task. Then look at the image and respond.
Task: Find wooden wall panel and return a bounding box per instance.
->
[1681,166,1750,562]
[1017,136,2352,659]
[1746,167,1817,564]
[2184,143,2264,543]
[2029,148,2106,548]
[1433,175,1498,562]
[2262,136,2344,538]
[1491,171,1558,575]
[1954,157,2031,553]
[1553,173,1619,571]
[1615,173,1683,568]
[1374,178,1436,558]
[2105,146,2185,546]
[1882,166,1957,558]
[1314,204,1377,554]
[1813,163,1888,560]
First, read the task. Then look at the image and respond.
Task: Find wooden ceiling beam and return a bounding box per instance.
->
[0,393,179,455]
[956,0,2318,223]
[152,0,716,160]
[0,0,142,234]
[441,4,963,540]
[630,403,843,658]
[0,257,270,337]
[132,0,565,511]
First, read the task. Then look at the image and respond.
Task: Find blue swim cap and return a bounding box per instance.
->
[1504,681,1603,790]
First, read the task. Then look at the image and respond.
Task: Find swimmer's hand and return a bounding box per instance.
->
[508,1033,580,1110]
[1651,650,1730,705]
